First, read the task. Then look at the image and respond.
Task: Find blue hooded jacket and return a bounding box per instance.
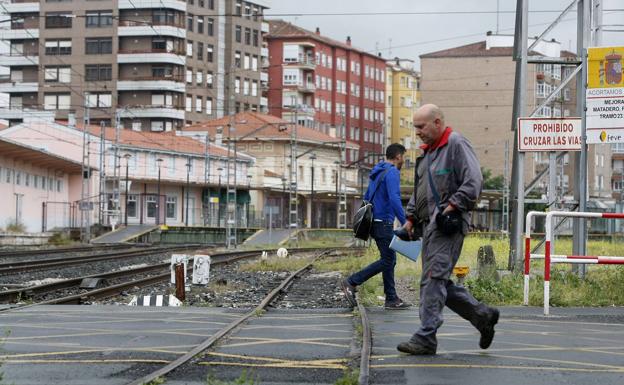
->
[364,161,406,225]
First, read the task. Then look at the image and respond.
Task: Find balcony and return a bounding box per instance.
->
[261,47,269,58]
[118,0,186,12]
[118,49,186,65]
[2,0,39,13]
[118,20,186,38]
[0,53,39,66]
[0,28,39,40]
[260,97,268,107]
[261,22,269,34]
[117,76,185,93]
[283,104,315,115]
[284,81,316,93]
[117,105,185,120]
[0,78,37,93]
[285,56,316,71]
[260,72,268,82]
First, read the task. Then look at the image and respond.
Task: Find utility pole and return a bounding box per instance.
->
[225,121,237,248]
[289,104,299,241]
[502,140,510,233]
[336,114,347,229]
[203,134,210,226]
[112,111,121,229]
[80,103,91,243]
[98,121,106,226]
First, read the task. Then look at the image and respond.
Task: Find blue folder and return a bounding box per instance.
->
[389,236,422,262]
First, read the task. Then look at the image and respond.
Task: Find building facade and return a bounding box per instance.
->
[265,20,386,165]
[0,0,269,131]
[385,58,421,184]
[181,111,361,228]
[0,115,255,231]
[420,33,610,201]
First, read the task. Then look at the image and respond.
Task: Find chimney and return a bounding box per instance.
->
[346,36,351,46]
[315,27,320,35]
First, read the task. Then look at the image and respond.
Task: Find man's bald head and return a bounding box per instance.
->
[413,104,446,146]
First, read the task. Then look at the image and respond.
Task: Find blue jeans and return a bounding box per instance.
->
[348,221,398,301]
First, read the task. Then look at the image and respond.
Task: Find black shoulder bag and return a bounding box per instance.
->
[426,154,462,235]
[352,169,389,241]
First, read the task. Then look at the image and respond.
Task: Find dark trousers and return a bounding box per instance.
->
[348,221,398,302]
[411,224,490,348]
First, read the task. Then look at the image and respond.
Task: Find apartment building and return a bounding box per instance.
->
[385,58,421,184]
[265,20,387,165]
[0,0,269,131]
[420,33,611,198]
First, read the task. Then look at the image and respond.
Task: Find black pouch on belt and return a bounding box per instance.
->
[435,210,462,235]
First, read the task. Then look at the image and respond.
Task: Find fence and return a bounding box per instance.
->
[525,210,624,315]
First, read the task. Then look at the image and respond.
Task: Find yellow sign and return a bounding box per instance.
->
[588,46,624,89]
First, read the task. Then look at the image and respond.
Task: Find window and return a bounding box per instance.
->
[244,53,250,69]
[235,51,241,67]
[15,171,21,186]
[244,27,251,45]
[243,79,249,95]
[235,25,242,43]
[244,4,251,18]
[187,41,193,57]
[127,195,137,218]
[151,121,165,132]
[85,37,112,54]
[207,71,213,88]
[187,14,193,31]
[146,196,156,218]
[536,81,546,98]
[206,97,213,115]
[235,1,242,15]
[85,64,111,81]
[208,0,214,9]
[152,10,175,26]
[46,12,72,28]
[207,18,214,36]
[86,11,112,28]
[186,69,192,83]
[44,93,71,110]
[86,92,112,108]
[196,71,203,85]
[197,16,204,33]
[151,93,173,106]
[251,80,258,96]
[152,66,173,78]
[195,96,202,112]
[166,196,177,219]
[207,44,214,62]
[252,55,258,71]
[252,30,259,47]
[45,39,71,55]
[44,66,71,83]
[235,77,241,93]
[197,42,203,60]
[5,169,12,183]
[186,95,192,111]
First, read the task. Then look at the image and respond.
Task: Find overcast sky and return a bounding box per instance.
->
[266,0,623,68]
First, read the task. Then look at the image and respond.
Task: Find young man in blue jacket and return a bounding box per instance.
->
[341,143,411,310]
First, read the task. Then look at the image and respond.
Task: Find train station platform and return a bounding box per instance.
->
[1,306,624,384]
[91,225,159,244]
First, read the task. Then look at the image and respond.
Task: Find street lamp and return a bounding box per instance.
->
[185,159,191,227]
[123,153,131,227]
[217,167,223,226]
[309,153,316,228]
[156,158,163,225]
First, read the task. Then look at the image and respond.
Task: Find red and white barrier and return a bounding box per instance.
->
[523,211,547,305]
[542,211,624,315]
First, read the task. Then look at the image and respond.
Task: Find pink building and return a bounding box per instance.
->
[0,117,254,232]
[0,136,89,233]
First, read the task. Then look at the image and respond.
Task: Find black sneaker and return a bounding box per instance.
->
[478,308,499,349]
[384,298,412,310]
[340,279,357,308]
[397,341,436,355]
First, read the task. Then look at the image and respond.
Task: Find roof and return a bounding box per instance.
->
[267,20,385,60]
[0,136,93,174]
[64,123,252,161]
[421,40,578,59]
[182,112,354,148]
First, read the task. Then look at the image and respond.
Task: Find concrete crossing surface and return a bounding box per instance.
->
[1,306,623,384]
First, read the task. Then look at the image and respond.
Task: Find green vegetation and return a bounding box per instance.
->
[4,220,25,233]
[334,369,359,385]
[239,256,311,272]
[145,377,165,385]
[481,168,505,190]
[47,232,73,246]
[206,370,257,385]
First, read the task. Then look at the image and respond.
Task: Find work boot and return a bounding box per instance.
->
[384,297,412,310]
[478,307,499,349]
[340,279,357,308]
[397,340,436,355]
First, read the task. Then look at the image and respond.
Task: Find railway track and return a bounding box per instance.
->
[0,244,204,276]
[0,244,137,259]
[123,247,371,385]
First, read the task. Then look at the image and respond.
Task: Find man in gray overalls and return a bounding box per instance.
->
[397,104,499,355]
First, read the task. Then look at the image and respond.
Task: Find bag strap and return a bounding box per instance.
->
[368,168,390,202]
[426,152,443,212]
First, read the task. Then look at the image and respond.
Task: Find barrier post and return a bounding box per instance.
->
[544,212,553,315]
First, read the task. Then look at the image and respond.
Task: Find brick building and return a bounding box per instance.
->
[265,20,386,165]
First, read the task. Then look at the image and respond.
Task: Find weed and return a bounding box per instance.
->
[334,369,359,385]
[5,220,25,234]
[240,256,312,273]
[206,370,257,385]
[145,376,165,385]
[48,232,73,246]
[253,308,265,317]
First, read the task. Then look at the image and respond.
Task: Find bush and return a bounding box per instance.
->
[5,220,25,233]
[48,232,72,246]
